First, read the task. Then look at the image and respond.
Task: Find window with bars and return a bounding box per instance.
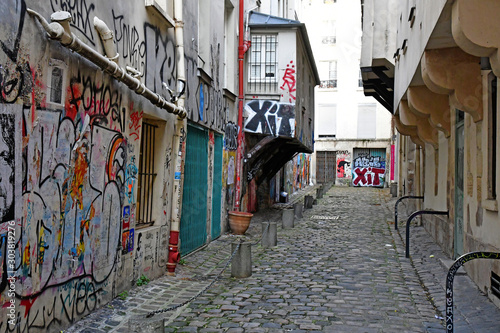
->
[320,61,337,89]
[248,34,278,93]
[136,122,157,228]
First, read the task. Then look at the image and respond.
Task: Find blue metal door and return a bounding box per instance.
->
[180,124,208,255]
[211,134,223,239]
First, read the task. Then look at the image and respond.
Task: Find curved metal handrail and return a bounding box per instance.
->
[394,196,424,230]
[405,210,449,258]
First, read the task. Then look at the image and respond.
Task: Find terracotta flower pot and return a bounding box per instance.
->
[228,211,253,235]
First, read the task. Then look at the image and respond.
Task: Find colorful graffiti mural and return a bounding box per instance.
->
[336,150,351,179]
[352,152,386,187]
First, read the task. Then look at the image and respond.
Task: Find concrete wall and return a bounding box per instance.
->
[393,0,447,107]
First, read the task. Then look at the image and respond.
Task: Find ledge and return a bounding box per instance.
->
[483,199,498,212]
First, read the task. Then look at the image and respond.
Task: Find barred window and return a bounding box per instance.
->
[136,122,157,228]
[248,34,278,93]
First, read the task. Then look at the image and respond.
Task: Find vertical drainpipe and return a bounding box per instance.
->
[415,145,422,216]
[167,0,187,275]
[235,0,250,211]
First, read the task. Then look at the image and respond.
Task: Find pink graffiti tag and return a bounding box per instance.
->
[280,61,296,103]
[129,110,143,141]
[353,167,385,186]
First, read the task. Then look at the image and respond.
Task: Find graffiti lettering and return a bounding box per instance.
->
[224,122,238,151]
[50,0,96,45]
[352,167,385,187]
[353,153,383,168]
[280,61,296,103]
[0,0,26,63]
[112,10,146,73]
[144,23,176,95]
[244,100,295,137]
[66,71,125,131]
[129,109,143,141]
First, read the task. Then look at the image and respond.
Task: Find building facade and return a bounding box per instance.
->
[361,0,500,308]
[301,0,393,188]
[241,0,319,209]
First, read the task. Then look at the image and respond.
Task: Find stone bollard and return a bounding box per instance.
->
[293,202,303,219]
[282,208,295,229]
[231,241,252,278]
[128,314,165,333]
[304,195,313,209]
[316,187,323,199]
[261,222,277,248]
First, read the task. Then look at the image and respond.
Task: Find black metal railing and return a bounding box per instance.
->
[445,252,500,333]
[405,210,449,258]
[394,196,424,230]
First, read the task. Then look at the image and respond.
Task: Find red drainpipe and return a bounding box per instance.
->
[235,0,251,211]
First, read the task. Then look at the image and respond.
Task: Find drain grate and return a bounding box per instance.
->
[492,271,500,299]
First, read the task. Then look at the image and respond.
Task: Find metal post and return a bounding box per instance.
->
[405,210,448,258]
[394,196,424,230]
[445,252,500,333]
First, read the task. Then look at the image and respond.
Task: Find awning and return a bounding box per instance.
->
[244,134,311,185]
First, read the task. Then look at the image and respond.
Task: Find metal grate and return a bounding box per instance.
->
[492,271,500,299]
[248,34,278,94]
[136,122,157,228]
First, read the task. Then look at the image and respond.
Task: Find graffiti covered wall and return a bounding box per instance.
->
[0,0,236,331]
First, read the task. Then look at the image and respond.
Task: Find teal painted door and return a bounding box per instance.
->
[211,134,223,239]
[454,110,465,258]
[180,124,208,255]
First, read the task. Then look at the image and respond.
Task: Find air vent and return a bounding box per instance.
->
[492,271,500,299]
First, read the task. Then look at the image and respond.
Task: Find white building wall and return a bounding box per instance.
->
[300,0,392,185]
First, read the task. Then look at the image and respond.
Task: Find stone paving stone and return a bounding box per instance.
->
[64,186,500,333]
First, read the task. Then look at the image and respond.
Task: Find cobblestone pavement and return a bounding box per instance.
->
[66,186,500,333]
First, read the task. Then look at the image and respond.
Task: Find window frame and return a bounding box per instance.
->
[248,34,278,83]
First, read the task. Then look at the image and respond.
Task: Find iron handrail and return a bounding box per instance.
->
[405,210,449,258]
[394,196,424,230]
[445,251,500,333]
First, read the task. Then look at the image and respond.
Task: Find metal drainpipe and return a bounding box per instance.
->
[234,0,251,211]
[93,17,119,63]
[27,9,186,118]
[415,146,422,212]
[166,0,187,275]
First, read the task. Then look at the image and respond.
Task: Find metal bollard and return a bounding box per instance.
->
[316,187,323,199]
[282,208,295,229]
[304,195,314,209]
[261,222,277,248]
[231,241,252,278]
[128,315,165,333]
[293,202,303,219]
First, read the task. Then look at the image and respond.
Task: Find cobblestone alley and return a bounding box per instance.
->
[66,186,500,333]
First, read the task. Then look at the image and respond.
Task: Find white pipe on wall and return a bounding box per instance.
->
[167,0,188,275]
[27,8,186,118]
